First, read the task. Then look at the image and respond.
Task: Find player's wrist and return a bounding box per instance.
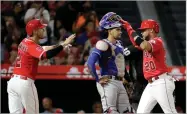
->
[131,32,144,46]
[59,42,67,47]
[60,43,65,47]
[121,20,132,29]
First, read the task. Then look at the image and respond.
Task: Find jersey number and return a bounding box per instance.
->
[145,61,156,71]
[123,48,131,56]
[15,55,21,68]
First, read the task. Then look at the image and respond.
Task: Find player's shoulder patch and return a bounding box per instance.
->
[96,40,109,51]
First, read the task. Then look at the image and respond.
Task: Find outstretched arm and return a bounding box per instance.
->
[40,34,75,59]
[42,44,72,51]
[120,20,152,52]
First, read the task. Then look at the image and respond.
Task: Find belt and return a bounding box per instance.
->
[11,75,28,80]
[148,73,169,83]
[148,76,159,83]
[102,75,123,81]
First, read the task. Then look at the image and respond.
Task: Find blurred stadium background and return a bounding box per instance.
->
[1,1,186,113]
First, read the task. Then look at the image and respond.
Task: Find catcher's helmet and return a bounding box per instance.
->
[99,12,122,30]
[26,19,47,36]
[138,19,159,33]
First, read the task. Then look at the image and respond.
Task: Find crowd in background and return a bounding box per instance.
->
[1,1,140,113]
[1,1,101,66]
[41,97,103,113]
[40,96,184,113]
[1,1,185,113]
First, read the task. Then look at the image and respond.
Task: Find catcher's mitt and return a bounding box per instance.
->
[123,79,134,98]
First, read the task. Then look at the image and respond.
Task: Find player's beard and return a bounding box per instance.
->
[37,33,44,39]
[144,36,150,41]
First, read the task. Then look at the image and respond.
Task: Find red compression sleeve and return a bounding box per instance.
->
[121,20,142,50]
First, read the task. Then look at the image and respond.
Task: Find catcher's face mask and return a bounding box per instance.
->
[107,14,122,22]
[99,12,122,30]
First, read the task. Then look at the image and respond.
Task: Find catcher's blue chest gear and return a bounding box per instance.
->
[87,39,125,81]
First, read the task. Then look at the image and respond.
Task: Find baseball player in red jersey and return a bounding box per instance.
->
[118,18,177,113]
[7,19,75,114]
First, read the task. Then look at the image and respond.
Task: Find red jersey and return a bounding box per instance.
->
[143,37,168,80]
[13,38,45,80]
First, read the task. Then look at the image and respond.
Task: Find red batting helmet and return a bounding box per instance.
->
[138,19,159,33]
[26,19,47,36]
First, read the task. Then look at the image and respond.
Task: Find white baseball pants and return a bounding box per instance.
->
[96,79,132,113]
[137,73,177,113]
[7,75,39,114]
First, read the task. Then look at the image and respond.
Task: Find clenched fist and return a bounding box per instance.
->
[99,77,110,86]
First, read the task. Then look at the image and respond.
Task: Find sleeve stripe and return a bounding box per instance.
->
[92,51,101,58]
[39,51,46,60]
